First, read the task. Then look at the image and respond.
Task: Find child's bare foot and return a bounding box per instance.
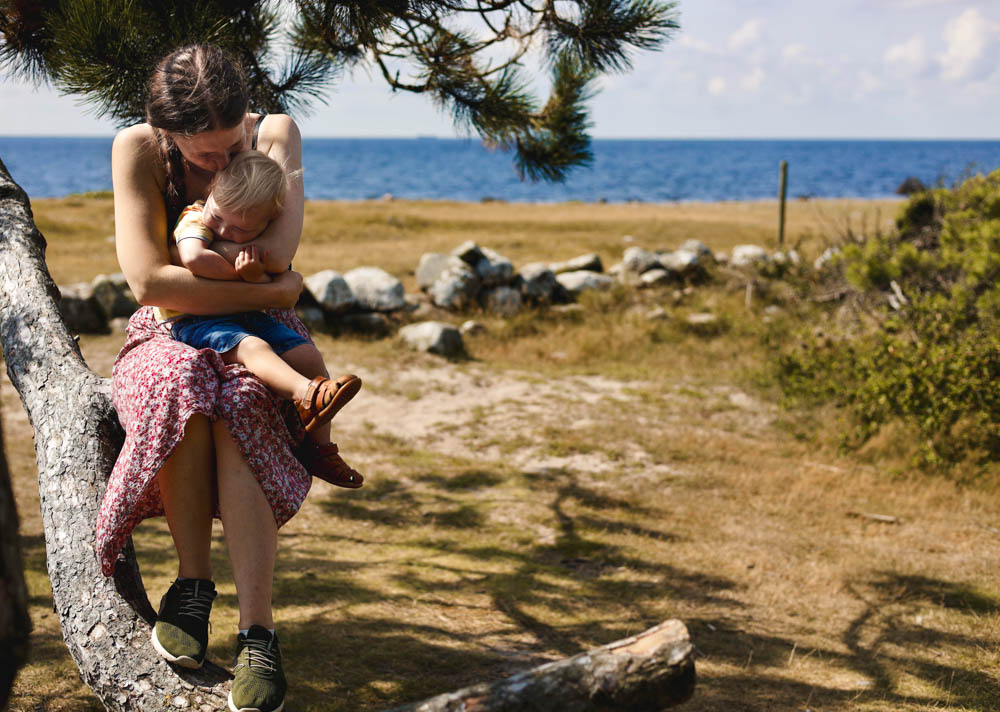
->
[297,442,364,488]
[294,374,361,432]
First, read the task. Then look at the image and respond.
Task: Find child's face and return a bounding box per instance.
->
[202,194,272,243]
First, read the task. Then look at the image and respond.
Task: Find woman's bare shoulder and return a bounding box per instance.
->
[112,124,164,192]
[256,114,300,152]
[113,124,160,162]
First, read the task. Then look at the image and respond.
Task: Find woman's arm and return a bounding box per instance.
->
[211,114,304,273]
[112,125,301,314]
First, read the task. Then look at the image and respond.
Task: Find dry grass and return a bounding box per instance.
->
[6,196,1000,712]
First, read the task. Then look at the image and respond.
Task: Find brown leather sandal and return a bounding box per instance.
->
[298,442,364,489]
[295,374,361,433]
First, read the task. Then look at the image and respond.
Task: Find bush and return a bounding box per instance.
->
[773,170,1000,472]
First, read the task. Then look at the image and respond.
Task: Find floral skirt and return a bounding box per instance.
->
[94,306,312,576]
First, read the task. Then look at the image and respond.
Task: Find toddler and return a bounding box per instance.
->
[159,150,362,488]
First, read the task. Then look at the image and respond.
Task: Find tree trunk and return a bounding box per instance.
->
[0,156,696,710]
[0,156,233,710]
[0,405,32,707]
[388,620,695,712]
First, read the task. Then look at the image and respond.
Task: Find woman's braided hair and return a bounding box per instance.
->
[145,45,250,225]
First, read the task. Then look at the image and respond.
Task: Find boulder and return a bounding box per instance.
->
[517,262,559,304]
[658,249,701,276]
[305,270,357,313]
[91,272,138,319]
[344,266,405,312]
[428,256,481,310]
[896,176,926,195]
[730,245,769,268]
[813,246,841,271]
[483,286,522,317]
[773,250,801,266]
[58,282,109,334]
[550,253,603,275]
[555,270,614,297]
[460,320,488,336]
[416,253,451,290]
[622,246,660,274]
[339,312,392,336]
[398,321,465,358]
[640,268,672,287]
[452,240,485,265]
[475,247,515,287]
[678,240,714,262]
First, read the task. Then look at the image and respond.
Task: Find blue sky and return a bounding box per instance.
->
[1,0,998,138]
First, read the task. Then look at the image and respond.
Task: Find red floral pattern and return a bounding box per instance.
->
[95,306,312,576]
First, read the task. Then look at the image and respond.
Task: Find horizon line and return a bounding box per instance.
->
[3,134,1000,142]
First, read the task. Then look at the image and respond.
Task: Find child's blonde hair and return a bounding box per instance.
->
[210,150,287,218]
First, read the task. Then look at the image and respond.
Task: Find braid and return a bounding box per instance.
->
[154,130,187,226]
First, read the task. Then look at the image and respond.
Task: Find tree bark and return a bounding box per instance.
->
[0,156,233,710]
[388,620,695,712]
[0,405,32,707]
[0,156,696,710]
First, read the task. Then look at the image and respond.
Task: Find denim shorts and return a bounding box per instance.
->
[171,311,309,356]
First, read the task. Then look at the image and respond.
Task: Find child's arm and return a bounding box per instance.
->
[176,236,241,281]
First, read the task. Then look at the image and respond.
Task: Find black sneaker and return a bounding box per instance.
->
[228,626,287,712]
[151,578,217,669]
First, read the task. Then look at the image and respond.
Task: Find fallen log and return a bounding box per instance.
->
[387,619,695,712]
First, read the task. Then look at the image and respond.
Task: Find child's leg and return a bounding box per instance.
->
[281,344,331,443]
[222,336,311,401]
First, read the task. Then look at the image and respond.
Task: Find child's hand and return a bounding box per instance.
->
[234,245,272,283]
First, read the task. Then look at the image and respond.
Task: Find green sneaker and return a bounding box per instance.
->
[151,578,217,669]
[228,626,287,712]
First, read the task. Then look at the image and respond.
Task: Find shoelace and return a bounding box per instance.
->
[237,637,279,675]
[177,583,215,622]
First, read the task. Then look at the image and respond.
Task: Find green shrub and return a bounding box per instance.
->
[773,169,1000,473]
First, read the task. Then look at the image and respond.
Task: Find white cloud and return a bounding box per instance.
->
[742,67,765,91]
[728,19,763,52]
[678,34,714,53]
[885,35,928,74]
[939,8,997,80]
[782,44,806,62]
[853,69,882,101]
[708,77,728,96]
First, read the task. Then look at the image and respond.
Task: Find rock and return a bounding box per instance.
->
[647,306,669,321]
[416,253,451,290]
[398,321,465,358]
[679,240,714,262]
[344,266,405,312]
[295,305,326,332]
[517,262,559,304]
[339,312,391,336]
[475,247,515,287]
[622,246,660,274]
[305,270,356,313]
[460,320,487,336]
[686,312,718,326]
[896,176,926,195]
[482,286,522,317]
[555,270,614,297]
[730,244,769,267]
[714,252,729,265]
[814,246,841,271]
[550,253,603,275]
[658,249,701,276]
[58,282,109,334]
[452,240,485,265]
[773,250,801,266]
[428,256,481,310]
[551,303,585,316]
[640,268,672,287]
[91,272,138,319]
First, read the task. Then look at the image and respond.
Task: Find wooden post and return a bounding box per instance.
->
[778,160,788,248]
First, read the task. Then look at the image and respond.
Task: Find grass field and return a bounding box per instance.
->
[6,196,1000,711]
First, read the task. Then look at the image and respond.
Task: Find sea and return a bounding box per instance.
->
[2,136,1000,203]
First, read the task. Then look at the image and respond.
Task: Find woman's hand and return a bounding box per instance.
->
[269,269,303,309]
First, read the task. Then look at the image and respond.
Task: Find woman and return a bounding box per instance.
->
[95,44,345,712]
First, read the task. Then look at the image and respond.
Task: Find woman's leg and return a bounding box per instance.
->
[214,418,277,630]
[157,414,215,580]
